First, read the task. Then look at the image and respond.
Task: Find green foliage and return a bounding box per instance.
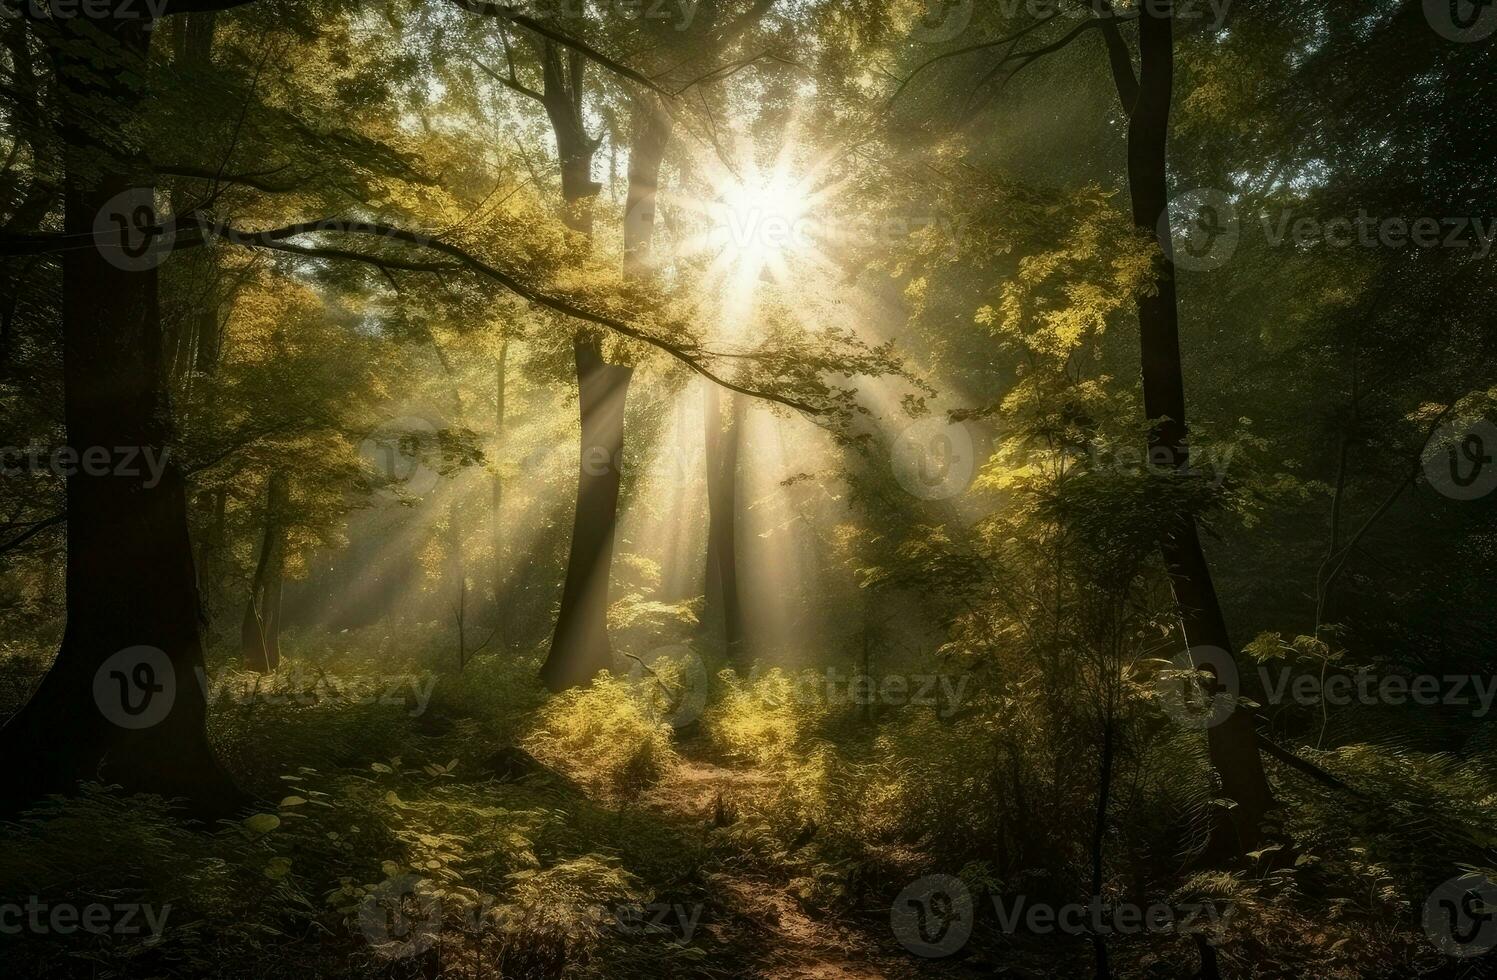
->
[524,672,678,803]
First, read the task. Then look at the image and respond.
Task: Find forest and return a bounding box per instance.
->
[0,0,1494,976]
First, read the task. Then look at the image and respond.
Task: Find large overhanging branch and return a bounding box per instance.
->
[172,217,823,414]
[0,219,843,415]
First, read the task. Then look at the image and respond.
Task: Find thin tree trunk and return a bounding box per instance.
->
[540,336,633,690]
[703,383,745,654]
[491,339,508,644]
[1124,2,1272,853]
[0,17,241,818]
[530,42,633,690]
[196,487,227,638]
[242,471,286,673]
[1090,705,1116,979]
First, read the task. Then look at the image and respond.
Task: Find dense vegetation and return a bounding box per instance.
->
[1,1,1495,977]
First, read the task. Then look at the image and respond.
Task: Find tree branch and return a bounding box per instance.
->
[0,512,65,556]
[189,217,822,414]
[449,0,674,98]
[155,163,301,193]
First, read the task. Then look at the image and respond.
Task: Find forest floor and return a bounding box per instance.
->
[636,737,984,980]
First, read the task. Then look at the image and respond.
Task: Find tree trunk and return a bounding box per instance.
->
[540,336,633,691]
[539,41,601,233]
[490,339,508,644]
[0,17,241,819]
[703,383,745,654]
[195,487,227,639]
[242,471,286,673]
[623,94,673,277]
[1125,2,1272,853]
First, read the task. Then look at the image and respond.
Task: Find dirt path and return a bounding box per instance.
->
[641,744,977,980]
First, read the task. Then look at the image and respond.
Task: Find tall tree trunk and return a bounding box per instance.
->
[491,339,508,644]
[0,16,241,819]
[1124,2,1271,853]
[196,487,227,639]
[242,471,286,673]
[540,336,633,691]
[623,94,673,277]
[529,39,634,689]
[539,41,601,233]
[703,383,745,654]
[621,91,746,655]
